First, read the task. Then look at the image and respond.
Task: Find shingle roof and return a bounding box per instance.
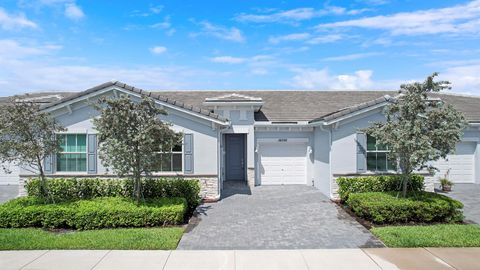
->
[4,85,480,123]
[312,95,395,123]
[39,81,228,122]
[0,92,73,105]
[156,90,398,122]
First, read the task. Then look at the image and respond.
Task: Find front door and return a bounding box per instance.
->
[225,134,246,181]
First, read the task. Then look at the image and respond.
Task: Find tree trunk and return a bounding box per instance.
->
[134,173,141,204]
[401,173,409,197]
[36,156,48,199]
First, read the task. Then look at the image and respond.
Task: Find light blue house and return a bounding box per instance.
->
[3,81,480,200]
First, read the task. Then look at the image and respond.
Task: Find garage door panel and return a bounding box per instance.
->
[433,142,476,183]
[259,142,307,185]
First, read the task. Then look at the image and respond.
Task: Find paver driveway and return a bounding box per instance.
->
[178,182,384,249]
[0,185,18,203]
[439,183,480,224]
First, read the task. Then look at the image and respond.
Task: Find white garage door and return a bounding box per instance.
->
[434,142,476,183]
[0,162,20,185]
[259,141,307,185]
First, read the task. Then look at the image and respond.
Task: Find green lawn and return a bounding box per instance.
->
[0,227,184,250]
[371,224,480,247]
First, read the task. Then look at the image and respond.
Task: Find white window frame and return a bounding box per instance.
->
[152,143,183,173]
[366,135,397,172]
[56,133,88,173]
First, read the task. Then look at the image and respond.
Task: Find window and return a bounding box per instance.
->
[152,143,182,172]
[366,134,396,172]
[57,134,87,172]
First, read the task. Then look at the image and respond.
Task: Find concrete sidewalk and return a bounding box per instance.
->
[1,248,479,270]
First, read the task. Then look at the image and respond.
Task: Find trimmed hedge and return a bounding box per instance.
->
[347,192,463,224]
[26,177,201,214]
[0,197,186,230]
[336,175,424,201]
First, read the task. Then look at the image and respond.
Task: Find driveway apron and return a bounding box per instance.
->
[178,183,383,249]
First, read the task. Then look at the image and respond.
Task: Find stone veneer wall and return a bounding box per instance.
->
[188,177,219,200]
[247,168,255,187]
[18,175,219,201]
[330,173,435,201]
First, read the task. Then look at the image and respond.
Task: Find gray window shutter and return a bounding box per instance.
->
[356,132,367,173]
[43,154,53,174]
[87,134,97,174]
[184,133,194,174]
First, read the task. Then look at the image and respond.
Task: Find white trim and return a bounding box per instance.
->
[254,121,310,126]
[42,86,229,126]
[222,125,250,134]
[205,93,262,102]
[257,138,309,144]
[323,102,389,126]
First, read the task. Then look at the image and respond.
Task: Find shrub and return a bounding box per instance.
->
[336,175,424,201]
[346,192,463,224]
[0,197,186,230]
[26,177,200,215]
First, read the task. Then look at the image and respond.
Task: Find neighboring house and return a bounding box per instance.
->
[1,81,479,200]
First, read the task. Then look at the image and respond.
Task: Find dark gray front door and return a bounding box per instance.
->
[225,134,246,181]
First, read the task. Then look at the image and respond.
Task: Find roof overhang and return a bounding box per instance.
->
[308,95,395,126]
[203,93,264,112]
[41,81,230,126]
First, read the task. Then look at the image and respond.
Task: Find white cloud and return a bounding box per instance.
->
[194,21,245,43]
[149,5,163,14]
[210,56,247,64]
[289,68,374,90]
[268,33,311,44]
[210,54,276,76]
[130,5,163,17]
[251,68,268,75]
[307,34,343,44]
[0,40,220,94]
[150,46,167,55]
[316,0,480,35]
[64,3,85,20]
[322,52,381,61]
[440,64,480,93]
[0,8,37,30]
[268,33,343,45]
[235,6,369,24]
[0,39,60,59]
[151,16,176,36]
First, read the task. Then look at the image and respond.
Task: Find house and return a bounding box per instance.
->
[2,81,479,200]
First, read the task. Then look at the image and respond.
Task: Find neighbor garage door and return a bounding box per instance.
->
[258,141,307,185]
[434,142,476,183]
[0,162,20,185]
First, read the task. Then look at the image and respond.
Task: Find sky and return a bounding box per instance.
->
[1,0,480,96]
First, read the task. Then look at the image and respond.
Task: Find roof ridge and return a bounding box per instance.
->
[41,81,228,123]
[311,94,395,123]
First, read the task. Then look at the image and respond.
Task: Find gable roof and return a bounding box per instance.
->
[311,95,395,123]
[156,90,397,122]
[4,83,480,123]
[205,93,263,102]
[39,81,228,123]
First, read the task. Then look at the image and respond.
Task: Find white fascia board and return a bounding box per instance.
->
[257,138,309,143]
[321,102,388,126]
[203,101,263,112]
[254,121,310,127]
[42,86,230,126]
[203,101,264,106]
